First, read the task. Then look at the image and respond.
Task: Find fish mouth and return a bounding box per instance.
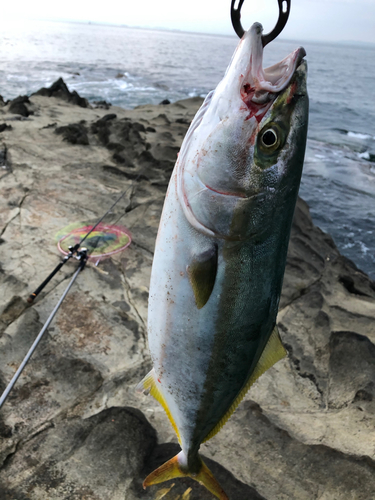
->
[236,23,306,116]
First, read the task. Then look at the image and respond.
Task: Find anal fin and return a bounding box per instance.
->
[203,324,286,442]
[136,368,181,444]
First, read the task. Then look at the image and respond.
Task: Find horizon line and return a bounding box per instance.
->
[4,14,375,47]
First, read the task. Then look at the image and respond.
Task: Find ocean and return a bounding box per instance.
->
[1,19,374,278]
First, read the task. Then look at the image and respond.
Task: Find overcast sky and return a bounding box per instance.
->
[3,0,375,44]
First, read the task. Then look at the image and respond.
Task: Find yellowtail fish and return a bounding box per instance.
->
[137,22,308,499]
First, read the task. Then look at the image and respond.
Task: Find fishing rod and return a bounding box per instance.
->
[0,176,140,410]
[0,249,88,410]
[27,185,134,303]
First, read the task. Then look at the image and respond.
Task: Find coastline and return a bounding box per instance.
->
[0,81,375,499]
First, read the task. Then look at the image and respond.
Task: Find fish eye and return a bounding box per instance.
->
[261,128,278,148]
[256,123,285,159]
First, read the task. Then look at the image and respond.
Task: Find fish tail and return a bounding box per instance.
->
[143,450,228,500]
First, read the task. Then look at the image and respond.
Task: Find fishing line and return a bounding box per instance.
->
[0,251,88,410]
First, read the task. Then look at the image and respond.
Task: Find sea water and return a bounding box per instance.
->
[0,19,374,278]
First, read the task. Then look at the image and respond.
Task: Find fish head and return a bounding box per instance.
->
[178,23,309,240]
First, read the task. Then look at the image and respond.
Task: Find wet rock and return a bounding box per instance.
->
[0,295,28,335]
[32,77,88,108]
[328,331,375,410]
[90,114,117,140]
[93,100,112,109]
[175,117,191,124]
[159,99,171,105]
[41,122,57,129]
[204,400,375,500]
[0,407,157,500]
[0,144,10,169]
[0,308,43,366]
[55,122,89,145]
[95,113,117,125]
[8,96,33,117]
[0,124,12,133]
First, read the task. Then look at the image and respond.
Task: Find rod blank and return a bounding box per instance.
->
[0,261,85,410]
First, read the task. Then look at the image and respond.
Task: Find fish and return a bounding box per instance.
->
[137,22,308,500]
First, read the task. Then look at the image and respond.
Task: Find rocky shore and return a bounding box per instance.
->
[0,80,375,500]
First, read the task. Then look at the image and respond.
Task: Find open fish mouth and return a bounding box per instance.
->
[176,22,307,239]
[239,23,306,104]
[220,22,307,124]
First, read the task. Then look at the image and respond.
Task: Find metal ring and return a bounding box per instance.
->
[230,0,291,46]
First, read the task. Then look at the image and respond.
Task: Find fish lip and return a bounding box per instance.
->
[238,24,306,106]
[295,47,307,68]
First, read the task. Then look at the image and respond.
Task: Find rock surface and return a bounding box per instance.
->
[0,81,374,500]
[32,77,89,108]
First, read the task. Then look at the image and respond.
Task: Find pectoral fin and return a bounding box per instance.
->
[187,245,218,309]
[203,324,287,442]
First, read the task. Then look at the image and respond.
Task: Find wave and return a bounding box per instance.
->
[357,151,375,163]
[347,131,375,140]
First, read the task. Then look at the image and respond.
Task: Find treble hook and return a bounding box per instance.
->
[231,0,291,46]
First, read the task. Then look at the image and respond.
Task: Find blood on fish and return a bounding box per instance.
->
[245,104,269,123]
[241,84,268,123]
[287,82,298,104]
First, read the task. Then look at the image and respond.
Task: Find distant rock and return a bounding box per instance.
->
[8,96,33,117]
[32,77,88,108]
[0,143,10,169]
[92,113,117,129]
[159,99,171,105]
[93,100,112,109]
[0,124,12,133]
[55,121,89,145]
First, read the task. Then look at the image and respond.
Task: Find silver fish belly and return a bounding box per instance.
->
[138,22,308,499]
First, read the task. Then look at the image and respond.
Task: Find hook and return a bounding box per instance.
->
[230,0,291,46]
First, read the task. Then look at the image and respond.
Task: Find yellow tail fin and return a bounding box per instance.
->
[143,451,228,500]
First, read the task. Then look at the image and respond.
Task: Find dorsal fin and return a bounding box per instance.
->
[187,245,218,309]
[203,324,286,442]
[136,369,181,444]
